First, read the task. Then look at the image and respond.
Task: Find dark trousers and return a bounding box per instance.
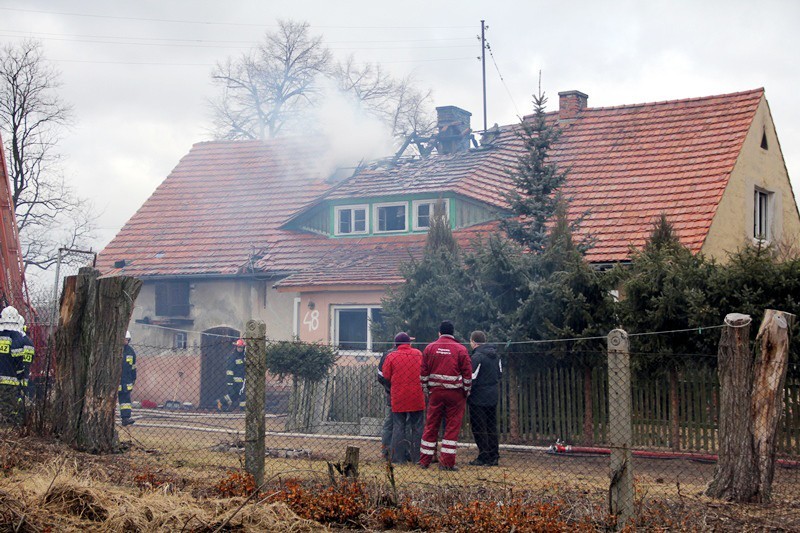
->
[469,403,499,463]
[0,385,21,426]
[118,389,132,420]
[391,410,423,464]
[381,402,393,456]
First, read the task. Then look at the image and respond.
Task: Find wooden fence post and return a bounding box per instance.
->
[244,320,267,486]
[607,328,634,528]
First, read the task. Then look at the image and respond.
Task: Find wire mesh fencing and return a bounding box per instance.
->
[6,319,799,528]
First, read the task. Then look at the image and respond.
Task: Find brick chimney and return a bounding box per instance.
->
[435,106,472,154]
[558,90,588,121]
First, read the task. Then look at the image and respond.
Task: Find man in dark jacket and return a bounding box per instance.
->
[119,330,137,426]
[467,330,501,466]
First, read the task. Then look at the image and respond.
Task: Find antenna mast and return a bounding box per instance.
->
[481,20,487,133]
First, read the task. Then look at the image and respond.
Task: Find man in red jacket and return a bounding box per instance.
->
[419,321,472,470]
[382,332,425,464]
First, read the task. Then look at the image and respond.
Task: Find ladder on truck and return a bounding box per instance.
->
[0,133,29,311]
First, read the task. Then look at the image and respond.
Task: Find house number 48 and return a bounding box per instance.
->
[303,310,320,331]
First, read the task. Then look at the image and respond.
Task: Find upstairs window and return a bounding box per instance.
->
[413,199,449,230]
[155,281,190,317]
[335,205,368,235]
[374,202,407,233]
[754,188,772,241]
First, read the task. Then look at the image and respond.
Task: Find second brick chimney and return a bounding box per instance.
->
[558,90,588,121]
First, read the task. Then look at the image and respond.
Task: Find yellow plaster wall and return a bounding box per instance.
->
[703,97,800,260]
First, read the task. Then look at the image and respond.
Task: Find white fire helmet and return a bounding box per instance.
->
[125,330,132,340]
[0,306,21,331]
[17,314,26,333]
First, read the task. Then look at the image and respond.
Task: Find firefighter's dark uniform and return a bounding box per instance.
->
[119,342,136,424]
[219,347,245,411]
[0,328,24,425]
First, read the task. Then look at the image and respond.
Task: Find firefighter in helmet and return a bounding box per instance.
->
[217,338,246,411]
[0,306,25,425]
[119,330,137,426]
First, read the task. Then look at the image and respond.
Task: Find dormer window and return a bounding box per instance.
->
[374,202,407,233]
[335,205,368,235]
[413,199,449,231]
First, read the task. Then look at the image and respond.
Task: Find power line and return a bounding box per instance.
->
[0,32,475,51]
[0,28,475,45]
[45,56,475,67]
[0,7,475,30]
[485,40,522,119]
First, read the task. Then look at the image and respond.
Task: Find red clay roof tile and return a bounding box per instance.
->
[98,88,764,282]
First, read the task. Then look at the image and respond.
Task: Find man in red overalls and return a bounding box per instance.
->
[419,320,472,471]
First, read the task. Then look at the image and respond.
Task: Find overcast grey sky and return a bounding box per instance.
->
[2,0,799,258]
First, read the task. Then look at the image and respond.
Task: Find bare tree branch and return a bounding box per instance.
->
[0,39,97,271]
[208,20,435,145]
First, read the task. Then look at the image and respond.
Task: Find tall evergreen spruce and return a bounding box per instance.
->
[378,200,471,343]
[502,91,568,252]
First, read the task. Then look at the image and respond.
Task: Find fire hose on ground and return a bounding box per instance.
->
[546,439,800,469]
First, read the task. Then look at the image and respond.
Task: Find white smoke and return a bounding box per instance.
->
[308,76,396,179]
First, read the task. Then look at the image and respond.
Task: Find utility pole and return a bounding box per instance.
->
[481,20,487,133]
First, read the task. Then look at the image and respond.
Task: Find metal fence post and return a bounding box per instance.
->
[245,320,267,486]
[607,328,634,527]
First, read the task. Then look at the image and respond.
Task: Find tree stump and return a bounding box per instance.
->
[706,311,794,503]
[52,267,141,453]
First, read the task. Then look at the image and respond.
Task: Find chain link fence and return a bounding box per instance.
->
[5,315,799,528]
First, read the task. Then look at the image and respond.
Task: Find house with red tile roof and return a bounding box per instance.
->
[97,87,800,408]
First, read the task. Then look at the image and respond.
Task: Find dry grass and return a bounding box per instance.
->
[0,431,798,531]
[0,456,326,532]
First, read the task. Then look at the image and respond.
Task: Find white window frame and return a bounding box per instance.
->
[753,188,773,242]
[331,305,383,355]
[173,332,187,350]
[334,204,369,236]
[412,198,450,231]
[292,297,301,338]
[373,201,408,234]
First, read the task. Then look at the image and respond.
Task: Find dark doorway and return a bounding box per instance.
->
[200,327,240,409]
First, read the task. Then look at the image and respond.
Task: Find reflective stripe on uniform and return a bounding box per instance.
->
[429,373,460,382]
[233,377,244,383]
[226,370,234,376]
[119,403,132,409]
[235,359,244,365]
[420,448,435,455]
[126,384,133,391]
[420,439,436,449]
[442,439,457,446]
[0,376,20,386]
